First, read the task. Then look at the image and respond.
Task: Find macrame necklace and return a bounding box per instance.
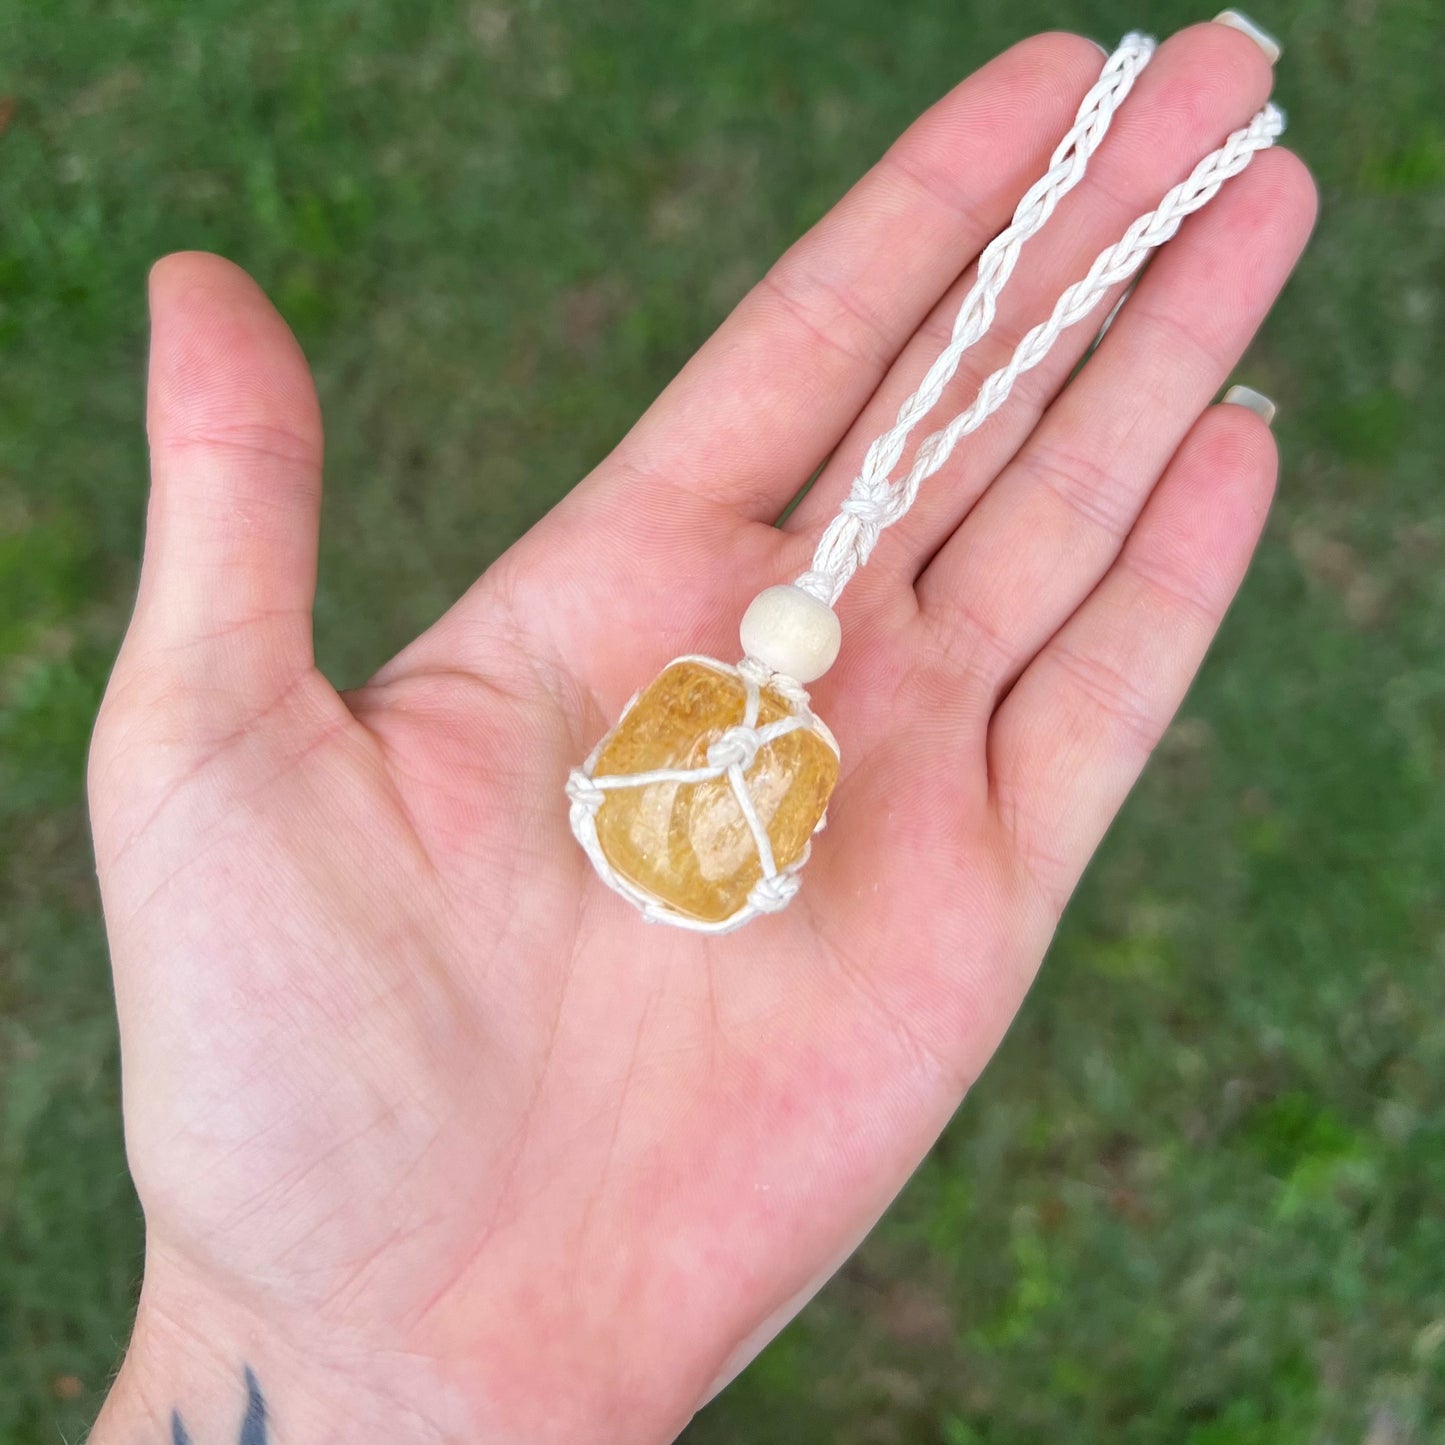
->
[568,33,1285,932]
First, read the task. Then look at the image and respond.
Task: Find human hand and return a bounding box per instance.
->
[88,23,1313,1444]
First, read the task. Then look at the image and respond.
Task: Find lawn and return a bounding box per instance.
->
[2,0,1444,1440]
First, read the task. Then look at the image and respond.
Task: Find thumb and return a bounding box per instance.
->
[128,252,324,692]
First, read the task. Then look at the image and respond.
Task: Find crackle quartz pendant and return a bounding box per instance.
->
[566,649,840,931]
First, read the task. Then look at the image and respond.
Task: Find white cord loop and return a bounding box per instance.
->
[708,724,761,771]
[799,48,1286,606]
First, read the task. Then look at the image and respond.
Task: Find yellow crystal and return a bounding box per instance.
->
[592,659,838,923]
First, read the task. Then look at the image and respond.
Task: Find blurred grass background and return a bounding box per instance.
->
[2,0,1443,1440]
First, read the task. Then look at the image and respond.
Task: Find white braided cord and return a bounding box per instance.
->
[799,98,1288,605]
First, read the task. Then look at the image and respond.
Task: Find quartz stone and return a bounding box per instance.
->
[593,659,839,923]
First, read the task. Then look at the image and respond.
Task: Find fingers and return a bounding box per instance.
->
[785,21,1276,601]
[914,146,1316,698]
[587,33,1107,523]
[134,253,324,687]
[988,401,1277,916]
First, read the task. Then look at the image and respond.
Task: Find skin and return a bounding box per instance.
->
[87,24,1316,1445]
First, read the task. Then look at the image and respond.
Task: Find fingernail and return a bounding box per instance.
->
[1087,38,1110,58]
[1223,384,1277,426]
[1212,10,1282,64]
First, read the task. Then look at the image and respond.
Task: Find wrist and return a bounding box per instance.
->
[90,1254,469,1444]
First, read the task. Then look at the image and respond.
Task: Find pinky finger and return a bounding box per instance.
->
[988,398,1277,916]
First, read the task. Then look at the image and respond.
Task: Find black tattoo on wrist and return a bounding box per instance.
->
[170,1366,266,1445]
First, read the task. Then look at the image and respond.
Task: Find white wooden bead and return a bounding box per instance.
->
[739,585,842,683]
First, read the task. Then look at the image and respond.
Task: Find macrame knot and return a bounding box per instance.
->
[737,654,776,687]
[565,770,606,810]
[749,870,801,913]
[708,724,761,772]
[840,476,892,520]
[737,655,812,709]
[840,480,894,546]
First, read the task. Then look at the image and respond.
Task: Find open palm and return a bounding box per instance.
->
[89,26,1313,1445]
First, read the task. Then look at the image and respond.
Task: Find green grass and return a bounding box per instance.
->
[3,0,1444,1440]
